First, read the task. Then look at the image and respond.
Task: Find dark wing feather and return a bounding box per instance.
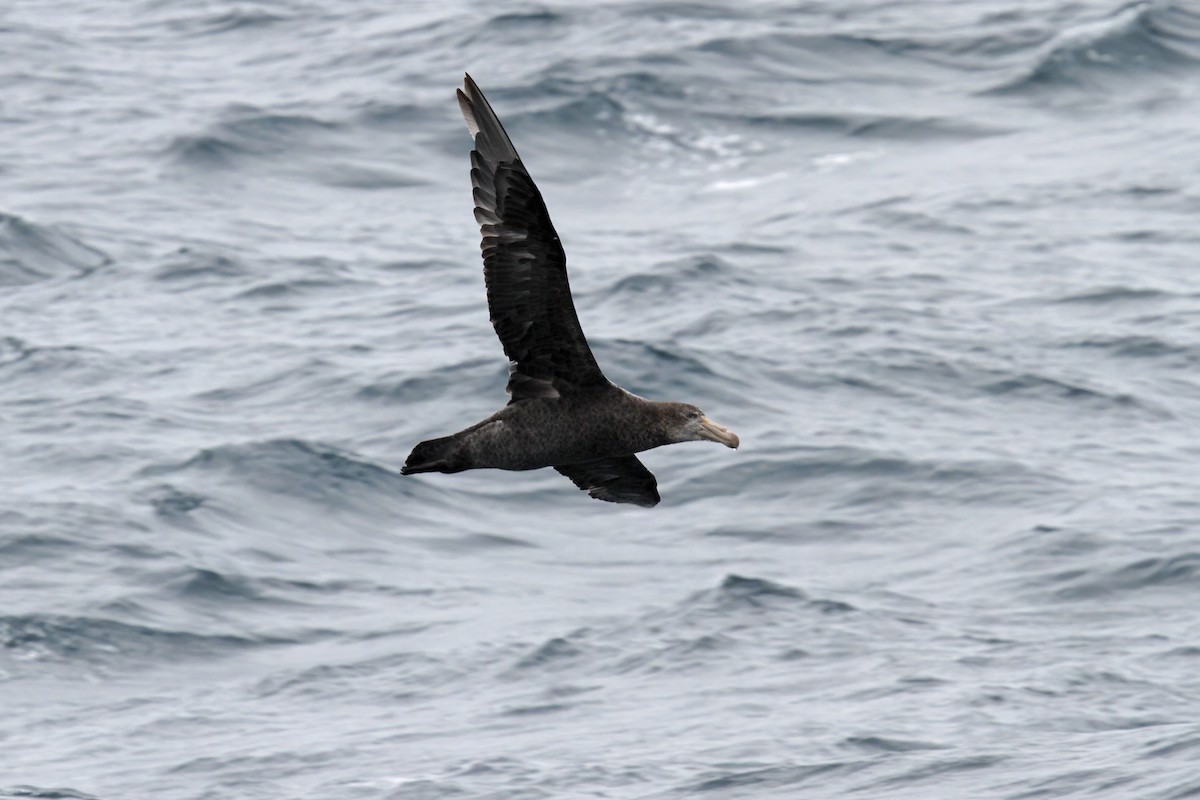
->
[554,457,661,507]
[457,74,606,402]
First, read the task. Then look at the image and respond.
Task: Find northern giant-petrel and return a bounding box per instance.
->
[401,75,738,507]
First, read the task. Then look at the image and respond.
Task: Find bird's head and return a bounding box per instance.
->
[661,403,740,449]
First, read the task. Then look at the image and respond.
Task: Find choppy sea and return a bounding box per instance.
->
[4,1,1200,797]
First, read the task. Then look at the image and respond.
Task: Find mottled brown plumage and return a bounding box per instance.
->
[401,75,738,507]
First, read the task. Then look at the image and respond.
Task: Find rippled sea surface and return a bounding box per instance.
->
[4,1,1200,797]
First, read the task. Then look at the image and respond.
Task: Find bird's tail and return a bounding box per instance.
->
[401,435,464,475]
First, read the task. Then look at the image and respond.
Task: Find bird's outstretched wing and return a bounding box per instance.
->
[456,74,606,402]
[554,456,661,507]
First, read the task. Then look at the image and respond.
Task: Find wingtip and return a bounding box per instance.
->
[454,73,520,162]
[462,72,481,97]
[457,88,480,138]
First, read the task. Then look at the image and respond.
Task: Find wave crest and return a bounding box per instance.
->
[993,2,1200,94]
[0,214,107,286]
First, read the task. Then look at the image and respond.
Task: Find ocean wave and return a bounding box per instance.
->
[979,371,1147,410]
[184,359,346,409]
[0,787,100,800]
[0,531,77,559]
[1052,286,1174,304]
[252,651,445,700]
[0,613,275,665]
[606,254,748,296]
[164,105,431,190]
[844,735,950,753]
[0,337,114,388]
[355,358,504,404]
[510,636,586,672]
[141,439,406,506]
[163,566,278,604]
[595,339,724,399]
[503,574,855,683]
[0,336,33,368]
[139,484,207,518]
[991,2,1200,95]
[1142,728,1200,759]
[137,564,425,613]
[512,57,998,157]
[233,275,368,300]
[412,531,537,554]
[711,110,1004,141]
[1061,334,1200,364]
[1053,552,1200,600]
[503,91,627,140]
[849,348,1160,414]
[151,248,249,287]
[0,503,153,563]
[682,762,866,794]
[0,213,108,286]
[163,108,341,168]
[675,446,1064,509]
[704,518,869,544]
[460,9,567,45]
[697,574,856,614]
[160,9,291,37]
[695,31,938,83]
[307,161,426,190]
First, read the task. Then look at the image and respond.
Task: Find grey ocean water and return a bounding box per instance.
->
[3,0,1200,797]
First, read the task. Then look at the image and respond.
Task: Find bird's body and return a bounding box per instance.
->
[402,75,738,507]
[408,388,691,472]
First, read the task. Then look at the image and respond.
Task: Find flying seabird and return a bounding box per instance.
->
[401,74,739,507]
